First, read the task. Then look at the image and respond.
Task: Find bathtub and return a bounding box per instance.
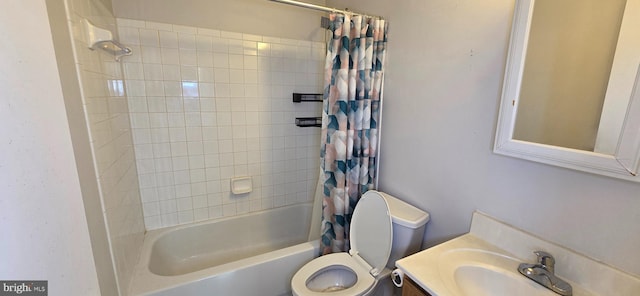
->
[130,203,319,296]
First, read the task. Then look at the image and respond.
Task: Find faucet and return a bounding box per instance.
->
[518,251,573,296]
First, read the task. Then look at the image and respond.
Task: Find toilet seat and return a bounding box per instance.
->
[291,252,375,296]
[291,191,393,296]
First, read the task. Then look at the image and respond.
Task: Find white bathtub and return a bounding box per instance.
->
[130,203,319,296]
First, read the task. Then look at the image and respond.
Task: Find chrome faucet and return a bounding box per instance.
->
[518,251,572,296]
[535,250,555,274]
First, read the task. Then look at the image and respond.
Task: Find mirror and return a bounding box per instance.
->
[494,0,640,182]
[513,0,626,153]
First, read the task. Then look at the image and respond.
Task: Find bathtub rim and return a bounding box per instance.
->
[147,202,312,276]
[146,202,313,241]
[130,202,318,296]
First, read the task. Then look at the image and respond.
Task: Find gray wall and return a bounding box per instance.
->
[98,0,113,11]
[112,0,328,41]
[327,0,640,277]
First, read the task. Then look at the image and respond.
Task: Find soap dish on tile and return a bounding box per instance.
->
[230,176,252,195]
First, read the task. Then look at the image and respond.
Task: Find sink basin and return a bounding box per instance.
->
[438,249,557,296]
[395,212,640,296]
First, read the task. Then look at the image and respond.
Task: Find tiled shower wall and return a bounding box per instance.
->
[64,0,145,293]
[117,19,324,230]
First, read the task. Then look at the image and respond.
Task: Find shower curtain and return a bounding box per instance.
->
[320,13,387,255]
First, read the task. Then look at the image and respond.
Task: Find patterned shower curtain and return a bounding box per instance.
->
[320,13,388,255]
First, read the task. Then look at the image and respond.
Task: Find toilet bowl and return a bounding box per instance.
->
[291,191,395,296]
[292,253,376,295]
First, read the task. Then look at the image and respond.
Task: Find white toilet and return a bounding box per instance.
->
[291,190,430,296]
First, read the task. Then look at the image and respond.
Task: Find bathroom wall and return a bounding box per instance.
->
[61,0,145,293]
[116,19,324,229]
[111,0,327,42]
[327,0,640,277]
[0,1,101,294]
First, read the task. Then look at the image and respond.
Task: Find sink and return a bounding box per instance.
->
[438,249,557,296]
[394,212,640,296]
[455,265,556,296]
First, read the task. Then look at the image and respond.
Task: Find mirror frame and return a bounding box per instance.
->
[494,0,640,182]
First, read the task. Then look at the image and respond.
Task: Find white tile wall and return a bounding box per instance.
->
[65,1,145,295]
[118,19,324,230]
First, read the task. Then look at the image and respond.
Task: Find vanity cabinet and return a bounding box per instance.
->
[402,276,432,296]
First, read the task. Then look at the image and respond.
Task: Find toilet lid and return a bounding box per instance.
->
[350,190,393,275]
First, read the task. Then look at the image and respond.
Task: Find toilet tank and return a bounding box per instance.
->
[379,192,430,269]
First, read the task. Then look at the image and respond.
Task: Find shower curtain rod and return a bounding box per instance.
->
[268,0,380,19]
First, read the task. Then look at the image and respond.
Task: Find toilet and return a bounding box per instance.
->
[291,190,430,296]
